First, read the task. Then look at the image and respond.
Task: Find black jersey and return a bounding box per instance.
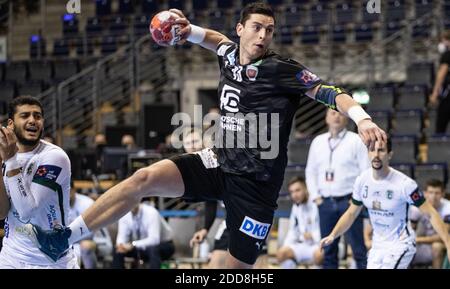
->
[214,42,322,183]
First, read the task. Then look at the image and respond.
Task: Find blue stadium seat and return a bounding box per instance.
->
[427,135,450,164]
[310,4,330,26]
[118,0,134,14]
[110,16,128,35]
[217,0,233,9]
[355,24,374,42]
[414,163,448,189]
[301,25,319,44]
[192,0,209,10]
[134,15,151,37]
[415,0,433,17]
[396,85,427,110]
[390,135,417,163]
[393,109,423,135]
[86,17,103,36]
[208,10,227,32]
[101,36,118,55]
[142,0,159,14]
[391,163,414,178]
[96,0,111,16]
[412,19,431,39]
[332,25,346,43]
[74,37,94,56]
[367,86,395,110]
[385,21,403,38]
[62,14,79,37]
[278,26,293,45]
[284,5,307,27]
[335,2,354,24]
[29,35,46,59]
[386,0,406,21]
[168,0,184,10]
[406,62,434,86]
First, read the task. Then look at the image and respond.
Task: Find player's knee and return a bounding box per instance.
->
[80,240,96,251]
[276,247,290,262]
[129,168,157,196]
[431,242,445,257]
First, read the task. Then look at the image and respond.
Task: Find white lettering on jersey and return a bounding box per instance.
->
[220,84,241,113]
[231,65,243,82]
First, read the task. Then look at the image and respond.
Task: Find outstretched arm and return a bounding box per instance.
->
[418,201,450,260]
[306,86,387,151]
[320,203,363,250]
[171,9,231,52]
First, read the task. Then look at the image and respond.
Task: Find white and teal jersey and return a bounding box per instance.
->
[352,168,425,247]
[1,140,75,266]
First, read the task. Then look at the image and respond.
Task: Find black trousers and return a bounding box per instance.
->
[112,240,175,269]
[436,96,450,134]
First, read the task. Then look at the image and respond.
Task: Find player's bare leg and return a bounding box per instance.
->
[82,159,184,231]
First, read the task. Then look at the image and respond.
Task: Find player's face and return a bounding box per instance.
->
[8,104,44,147]
[288,181,308,205]
[424,186,443,208]
[237,14,274,62]
[369,140,390,170]
[325,109,348,131]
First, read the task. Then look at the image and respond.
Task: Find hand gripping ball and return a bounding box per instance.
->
[149,11,183,47]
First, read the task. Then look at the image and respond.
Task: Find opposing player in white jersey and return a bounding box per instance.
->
[320,139,450,269]
[277,176,322,269]
[0,96,78,269]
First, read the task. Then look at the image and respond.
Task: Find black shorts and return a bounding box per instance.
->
[214,227,267,255]
[170,149,279,264]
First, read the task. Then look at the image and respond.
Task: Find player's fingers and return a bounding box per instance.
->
[174,18,189,26]
[367,129,377,151]
[0,127,10,146]
[3,127,15,145]
[359,130,369,148]
[169,9,185,19]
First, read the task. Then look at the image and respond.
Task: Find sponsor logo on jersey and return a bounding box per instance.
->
[26,162,35,175]
[386,190,393,200]
[410,189,424,203]
[246,65,259,81]
[372,200,382,211]
[239,216,270,240]
[220,84,241,113]
[363,186,368,198]
[296,70,319,85]
[34,165,62,182]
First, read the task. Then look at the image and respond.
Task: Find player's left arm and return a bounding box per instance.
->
[306,86,387,151]
[418,201,450,248]
[5,149,71,223]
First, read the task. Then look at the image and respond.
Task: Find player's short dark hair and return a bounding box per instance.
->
[240,2,275,25]
[426,179,445,191]
[8,96,44,120]
[386,136,392,153]
[288,176,305,188]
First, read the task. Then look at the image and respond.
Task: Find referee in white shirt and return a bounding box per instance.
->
[306,109,370,269]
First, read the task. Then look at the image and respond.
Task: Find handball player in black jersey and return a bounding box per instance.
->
[28,2,386,268]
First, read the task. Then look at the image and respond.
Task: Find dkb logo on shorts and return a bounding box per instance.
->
[239,216,270,240]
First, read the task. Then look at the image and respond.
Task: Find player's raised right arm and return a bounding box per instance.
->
[170,9,231,52]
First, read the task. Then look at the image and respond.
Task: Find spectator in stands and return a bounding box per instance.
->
[69,181,113,269]
[410,179,450,268]
[94,133,107,174]
[112,202,175,269]
[430,30,450,134]
[306,109,370,269]
[121,134,137,150]
[277,176,323,269]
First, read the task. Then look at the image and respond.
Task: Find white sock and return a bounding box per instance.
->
[280,259,297,269]
[68,216,91,245]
